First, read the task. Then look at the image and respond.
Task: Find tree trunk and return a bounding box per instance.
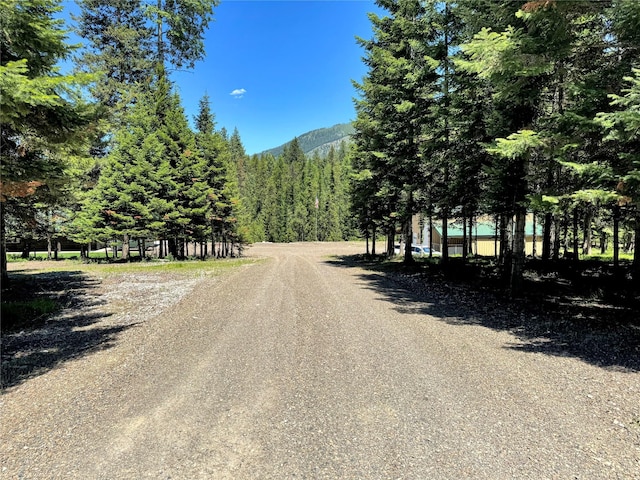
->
[613,205,620,269]
[441,3,451,265]
[47,232,53,260]
[633,209,640,280]
[462,215,468,261]
[572,207,579,262]
[532,213,537,258]
[468,214,473,256]
[428,213,434,255]
[403,217,414,264]
[371,227,376,256]
[441,212,449,264]
[624,231,633,253]
[553,215,561,260]
[510,210,526,295]
[122,233,130,261]
[498,214,506,265]
[502,213,514,283]
[168,238,178,258]
[0,201,8,285]
[494,215,499,259]
[387,229,394,257]
[542,212,552,260]
[583,208,593,255]
[562,213,569,258]
[21,240,30,259]
[403,190,414,264]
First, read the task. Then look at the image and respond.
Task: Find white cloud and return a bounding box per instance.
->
[230,88,246,98]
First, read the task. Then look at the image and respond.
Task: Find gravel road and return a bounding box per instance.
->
[2,242,639,479]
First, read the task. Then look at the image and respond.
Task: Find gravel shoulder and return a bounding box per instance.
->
[1,242,639,479]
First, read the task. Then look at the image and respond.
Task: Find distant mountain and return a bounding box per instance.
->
[261,123,355,158]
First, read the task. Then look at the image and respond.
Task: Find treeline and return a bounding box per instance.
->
[237,139,354,243]
[351,0,640,292]
[72,90,244,260]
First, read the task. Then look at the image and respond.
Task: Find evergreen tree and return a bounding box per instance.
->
[151,70,202,257]
[74,0,154,113]
[596,68,640,274]
[353,0,438,261]
[75,82,173,259]
[1,0,97,281]
[219,131,243,256]
[194,94,228,255]
[282,139,308,241]
[76,0,217,78]
[457,3,560,291]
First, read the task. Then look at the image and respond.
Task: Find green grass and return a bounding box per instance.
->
[2,298,60,331]
[7,251,148,262]
[90,257,258,277]
[582,251,634,262]
[7,256,261,278]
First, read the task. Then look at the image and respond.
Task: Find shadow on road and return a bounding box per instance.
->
[326,255,640,373]
[1,270,135,390]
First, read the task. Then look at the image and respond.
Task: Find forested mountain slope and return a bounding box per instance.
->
[261,123,354,157]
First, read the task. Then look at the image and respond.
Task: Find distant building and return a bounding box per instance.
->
[412,214,543,256]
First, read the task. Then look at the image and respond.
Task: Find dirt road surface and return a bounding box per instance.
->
[2,242,639,479]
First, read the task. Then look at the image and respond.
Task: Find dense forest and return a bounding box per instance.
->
[2,0,640,299]
[238,140,354,244]
[351,0,640,293]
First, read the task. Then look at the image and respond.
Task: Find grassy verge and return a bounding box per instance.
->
[87,257,259,277]
[7,256,259,276]
[8,251,150,262]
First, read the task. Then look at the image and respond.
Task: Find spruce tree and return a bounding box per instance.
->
[596,68,640,275]
[76,84,173,259]
[1,0,97,280]
[194,94,229,255]
[74,0,154,114]
[353,0,440,261]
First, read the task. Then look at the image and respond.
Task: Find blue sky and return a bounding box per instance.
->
[61,0,382,155]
